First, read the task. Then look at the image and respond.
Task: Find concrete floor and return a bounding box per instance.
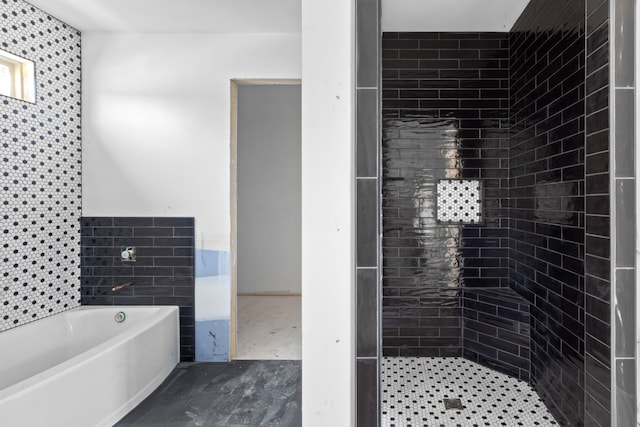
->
[236,295,301,360]
[116,361,301,427]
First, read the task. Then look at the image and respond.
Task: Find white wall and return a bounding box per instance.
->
[237,84,301,294]
[82,32,301,254]
[82,16,356,423]
[82,32,301,360]
[301,0,355,424]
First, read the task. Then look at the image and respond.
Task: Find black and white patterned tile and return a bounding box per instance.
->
[0,0,81,332]
[381,357,558,427]
[436,179,483,224]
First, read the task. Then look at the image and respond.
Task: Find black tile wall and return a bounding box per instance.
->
[0,0,82,332]
[357,269,377,357]
[375,2,615,424]
[356,358,378,427]
[355,0,380,424]
[612,0,636,425]
[357,179,378,267]
[462,288,530,381]
[382,32,510,357]
[509,0,588,424]
[81,217,195,361]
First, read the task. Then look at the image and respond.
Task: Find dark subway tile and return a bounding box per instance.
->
[586,195,610,215]
[356,0,379,88]
[613,0,634,87]
[357,90,379,177]
[418,39,459,49]
[82,217,114,227]
[113,296,154,305]
[81,236,114,247]
[152,237,193,247]
[133,227,174,237]
[155,257,193,267]
[357,269,378,357]
[587,0,609,36]
[356,359,378,427]
[615,89,635,177]
[616,359,636,426]
[113,237,154,247]
[153,217,194,227]
[93,227,133,237]
[358,179,378,267]
[113,217,154,227]
[615,180,635,267]
[615,269,635,357]
[382,39,419,50]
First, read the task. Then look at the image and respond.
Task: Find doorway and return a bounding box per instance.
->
[230,79,302,360]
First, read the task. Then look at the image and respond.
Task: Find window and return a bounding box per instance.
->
[0,49,35,103]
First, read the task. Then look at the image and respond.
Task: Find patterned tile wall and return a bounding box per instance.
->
[381,32,510,357]
[436,179,483,224]
[80,217,195,361]
[0,0,81,332]
[509,0,587,424]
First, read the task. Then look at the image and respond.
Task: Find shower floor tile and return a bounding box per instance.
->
[381,357,558,427]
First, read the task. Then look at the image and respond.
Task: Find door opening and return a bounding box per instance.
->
[230,79,302,360]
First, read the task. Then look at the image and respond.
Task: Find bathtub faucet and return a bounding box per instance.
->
[112,281,135,292]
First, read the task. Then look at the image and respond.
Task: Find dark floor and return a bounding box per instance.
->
[116,360,302,427]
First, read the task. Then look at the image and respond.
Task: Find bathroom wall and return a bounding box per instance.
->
[301,0,355,424]
[0,0,81,332]
[381,32,510,357]
[80,217,195,361]
[508,0,587,424]
[81,32,300,360]
[237,84,301,295]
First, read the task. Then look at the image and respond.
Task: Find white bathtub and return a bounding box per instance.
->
[0,306,179,427]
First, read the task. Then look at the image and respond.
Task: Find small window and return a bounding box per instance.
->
[0,49,35,103]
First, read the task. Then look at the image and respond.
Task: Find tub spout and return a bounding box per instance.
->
[112,281,135,292]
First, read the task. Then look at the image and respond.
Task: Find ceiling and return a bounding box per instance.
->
[25,0,302,33]
[382,0,531,32]
[26,0,530,33]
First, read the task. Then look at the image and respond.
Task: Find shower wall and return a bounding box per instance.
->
[381,32,510,357]
[381,1,604,424]
[508,1,587,425]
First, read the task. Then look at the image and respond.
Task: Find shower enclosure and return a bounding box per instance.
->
[354,0,637,426]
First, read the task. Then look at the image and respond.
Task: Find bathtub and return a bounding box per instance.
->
[0,306,179,426]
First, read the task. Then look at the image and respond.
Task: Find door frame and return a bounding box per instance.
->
[229,78,302,359]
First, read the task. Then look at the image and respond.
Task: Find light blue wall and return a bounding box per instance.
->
[195,248,231,361]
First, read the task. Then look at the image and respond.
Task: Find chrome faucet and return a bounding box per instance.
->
[112,281,135,292]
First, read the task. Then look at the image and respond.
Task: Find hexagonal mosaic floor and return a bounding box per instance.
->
[382,357,559,427]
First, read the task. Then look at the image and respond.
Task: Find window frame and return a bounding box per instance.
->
[0,49,35,103]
